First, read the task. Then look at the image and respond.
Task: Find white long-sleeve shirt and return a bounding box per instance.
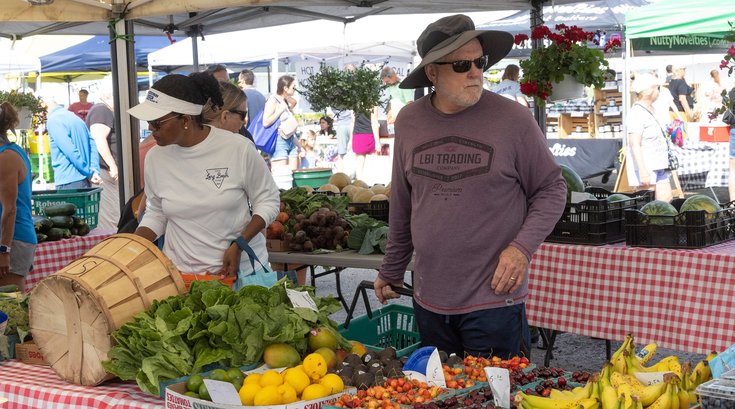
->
[141,126,280,275]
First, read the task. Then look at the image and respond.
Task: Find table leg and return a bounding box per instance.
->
[310,266,349,312]
[539,328,559,367]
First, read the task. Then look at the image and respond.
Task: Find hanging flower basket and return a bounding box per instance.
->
[515,24,621,105]
[548,75,586,102]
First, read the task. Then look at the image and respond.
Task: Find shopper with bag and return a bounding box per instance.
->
[129,73,280,287]
[262,75,301,170]
[627,73,674,202]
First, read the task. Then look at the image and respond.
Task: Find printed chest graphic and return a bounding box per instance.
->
[412,136,493,182]
[205,168,229,188]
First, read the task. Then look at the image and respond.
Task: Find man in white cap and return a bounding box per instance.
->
[373,14,567,358]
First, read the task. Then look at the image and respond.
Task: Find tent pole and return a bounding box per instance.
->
[530,1,546,135]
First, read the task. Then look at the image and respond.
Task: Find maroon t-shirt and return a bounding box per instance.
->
[68,102,94,122]
[380,90,567,314]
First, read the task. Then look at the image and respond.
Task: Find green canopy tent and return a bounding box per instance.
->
[625,0,735,55]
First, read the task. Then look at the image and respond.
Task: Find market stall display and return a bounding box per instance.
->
[28,233,186,386]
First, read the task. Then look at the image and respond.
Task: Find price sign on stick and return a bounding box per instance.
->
[286,284,318,312]
[485,367,511,409]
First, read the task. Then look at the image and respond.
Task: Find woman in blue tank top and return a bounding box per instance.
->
[0,102,37,289]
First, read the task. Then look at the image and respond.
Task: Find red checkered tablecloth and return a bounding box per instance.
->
[0,360,163,409]
[24,229,115,292]
[527,240,735,354]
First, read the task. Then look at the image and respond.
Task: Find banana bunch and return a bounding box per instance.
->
[515,376,600,409]
[610,334,683,377]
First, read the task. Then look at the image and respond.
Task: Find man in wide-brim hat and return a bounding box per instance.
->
[373,14,567,358]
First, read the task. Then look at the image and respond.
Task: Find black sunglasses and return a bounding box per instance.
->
[229,109,247,121]
[434,55,489,73]
[148,114,182,130]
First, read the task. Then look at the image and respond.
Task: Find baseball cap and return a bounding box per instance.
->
[128,88,204,121]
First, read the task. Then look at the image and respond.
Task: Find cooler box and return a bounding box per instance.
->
[699,124,730,142]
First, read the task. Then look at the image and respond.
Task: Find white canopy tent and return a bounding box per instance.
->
[0,39,41,75]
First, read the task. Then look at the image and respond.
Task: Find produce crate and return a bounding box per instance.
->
[696,378,735,409]
[32,187,101,229]
[546,188,652,245]
[340,280,419,358]
[348,201,389,223]
[293,168,333,188]
[625,200,735,249]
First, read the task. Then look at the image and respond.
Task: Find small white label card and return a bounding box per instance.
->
[425,348,447,388]
[203,379,241,405]
[633,371,669,386]
[485,367,511,409]
[286,285,318,311]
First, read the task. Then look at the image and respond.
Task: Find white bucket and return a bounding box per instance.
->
[271,167,293,190]
[549,75,586,102]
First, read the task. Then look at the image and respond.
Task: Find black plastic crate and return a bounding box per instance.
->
[625,199,735,249]
[348,201,389,223]
[545,188,652,245]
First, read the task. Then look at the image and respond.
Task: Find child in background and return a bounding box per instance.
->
[299,130,319,169]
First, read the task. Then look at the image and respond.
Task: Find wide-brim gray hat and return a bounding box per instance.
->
[400,14,513,89]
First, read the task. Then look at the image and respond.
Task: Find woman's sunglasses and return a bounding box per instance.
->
[434,55,489,73]
[148,114,181,130]
[229,109,247,121]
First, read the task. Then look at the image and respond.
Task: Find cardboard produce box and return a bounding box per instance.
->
[699,124,730,142]
[15,341,49,366]
[266,239,290,252]
[165,381,355,409]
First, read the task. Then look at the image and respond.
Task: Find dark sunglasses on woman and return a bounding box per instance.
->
[229,109,247,121]
[434,55,489,73]
[148,114,182,130]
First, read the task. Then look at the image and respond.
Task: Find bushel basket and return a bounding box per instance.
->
[29,234,186,386]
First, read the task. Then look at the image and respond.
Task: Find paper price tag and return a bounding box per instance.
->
[203,379,242,405]
[425,349,446,388]
[286,286,318,312]
[633,371,670,386]
[485,367,511,409]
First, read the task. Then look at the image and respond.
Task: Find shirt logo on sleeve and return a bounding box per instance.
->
[412,136,493,182]
[205,168,229,188]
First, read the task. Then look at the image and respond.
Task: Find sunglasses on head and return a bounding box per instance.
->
[229,109,247,121]
[148,114,182,130]
[434,55,489,73]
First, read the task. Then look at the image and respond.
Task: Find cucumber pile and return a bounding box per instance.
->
[34,203,91,242]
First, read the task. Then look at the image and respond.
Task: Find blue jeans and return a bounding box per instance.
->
[271,134,298,161]
[56,179,90,190]
[412,300,531,359]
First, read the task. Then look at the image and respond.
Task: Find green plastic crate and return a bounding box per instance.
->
[32,187,102,229]
[339,304,420,358]
[293,168,333,188]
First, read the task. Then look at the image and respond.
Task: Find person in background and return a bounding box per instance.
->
[701,69,727,117]
[87,77,121,230]
[724,88,735,202]
[207,64,229,83]
[352,107,380,181]
[129,72,279,279]
[202,81,249,134]
[669,64,697,122]
[238,69,266,123]
[664,64,673,86]
[318,115,335,138]
[262,75,301,170]
[381,66,414,132]
[42,93,101,189]
[373,14,566,358]
[299,130,319,169]
[0,102,37,288]
[68,89,94,122]
[626,73,673,202]
[491,64,528,107]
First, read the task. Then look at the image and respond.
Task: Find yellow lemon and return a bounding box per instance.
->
[253,385,282,406]
[301,383,331,401]
[259,369,284,387]
[319,373,345,394]
[302,353,328,381]
[283,366,311,395]
[277,383,298,404]
[243,373,262,385]
[238,383,261,406]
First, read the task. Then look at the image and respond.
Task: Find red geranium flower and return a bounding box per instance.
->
[514,34,529,45]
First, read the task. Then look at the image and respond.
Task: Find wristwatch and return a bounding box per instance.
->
[0,245,10,254]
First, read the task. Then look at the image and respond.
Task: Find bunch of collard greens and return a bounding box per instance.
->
[102,278,348,396]
[345,213,388,254]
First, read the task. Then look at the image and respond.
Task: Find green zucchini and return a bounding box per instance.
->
[47,227,72,241]
[49,216,74,228]
[33,216,53,232]
[43,202,77,217]
[36,233,48,243]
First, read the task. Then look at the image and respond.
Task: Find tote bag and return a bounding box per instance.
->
[247,109,280,156]
[232,239,278,290]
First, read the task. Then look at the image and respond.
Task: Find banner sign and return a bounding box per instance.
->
[631,33,730,52]
[547,138,622,179]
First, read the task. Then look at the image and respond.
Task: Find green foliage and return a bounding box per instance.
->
[0,297,30,341]
[0,89,47,127]
[710,21,735,119]
[299,64,387,116]
[101,279,347,396]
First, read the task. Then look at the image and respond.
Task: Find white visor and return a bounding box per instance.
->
[127,88,203,121]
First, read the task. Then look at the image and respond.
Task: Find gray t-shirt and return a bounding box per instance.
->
[380,91,567,314]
